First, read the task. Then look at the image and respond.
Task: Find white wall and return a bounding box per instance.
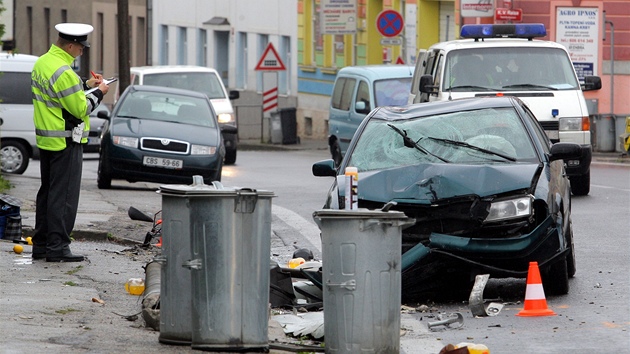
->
[150,0,298,93]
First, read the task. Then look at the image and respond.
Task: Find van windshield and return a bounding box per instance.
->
[443,47,580,92]
[374,78,412,106]
[143,72,227,99]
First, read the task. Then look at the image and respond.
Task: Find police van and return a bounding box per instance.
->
[0,52,39,174]
[409,24,601,195]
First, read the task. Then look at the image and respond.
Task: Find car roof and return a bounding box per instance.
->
[428,38,569,52]
[130,65,220,74]
[337,65,415,79]
[0,52,39,71]
[371,96,522,121]
[123,84,210,99]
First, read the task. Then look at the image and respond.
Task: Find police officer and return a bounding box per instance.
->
[31,23,110,262]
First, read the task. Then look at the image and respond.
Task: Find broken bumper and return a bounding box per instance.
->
[405,215,566,278]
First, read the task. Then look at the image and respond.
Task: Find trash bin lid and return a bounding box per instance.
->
[313,208,408,220]
[158,176,274,197]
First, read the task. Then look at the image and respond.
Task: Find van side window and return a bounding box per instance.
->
[0,72,32,104]
[331,77,356,111]
[355,80,371,113]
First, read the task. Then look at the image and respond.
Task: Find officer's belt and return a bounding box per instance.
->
[36,129,89,138]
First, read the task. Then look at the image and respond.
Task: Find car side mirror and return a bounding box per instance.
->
[355,101,370,114]
[312,159,337,177]
[419,74,437,94]
[582,76,602,91]
[220,124,238,135]
[548,142,582,162]
[97,110,110,120]
[229,90,240,100]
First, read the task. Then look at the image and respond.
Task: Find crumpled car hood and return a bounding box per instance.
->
[357,163,540,203]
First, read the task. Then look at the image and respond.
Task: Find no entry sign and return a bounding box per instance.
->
[376,10,404,38]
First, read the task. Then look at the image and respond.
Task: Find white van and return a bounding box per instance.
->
[0,52,39,174]
[129,66,240,164]
[409,24,601,195]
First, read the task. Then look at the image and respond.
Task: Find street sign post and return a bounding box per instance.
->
[255,43,286,71]
[376,10,404,38]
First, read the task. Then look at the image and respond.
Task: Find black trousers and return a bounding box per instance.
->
[32,143,83,257]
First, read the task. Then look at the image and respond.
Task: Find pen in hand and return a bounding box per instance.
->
[90,70,98,79]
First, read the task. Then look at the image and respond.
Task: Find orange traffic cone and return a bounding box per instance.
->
[516,261,556,317]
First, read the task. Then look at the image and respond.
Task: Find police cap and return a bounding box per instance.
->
[55,23,93,48]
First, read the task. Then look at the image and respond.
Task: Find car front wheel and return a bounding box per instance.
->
[543,256,569,296]
[223,134,237,165]
[1,140,30,174]
[97,152,112,189]
[570,171,590,196]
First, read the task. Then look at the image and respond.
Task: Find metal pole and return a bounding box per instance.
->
[603,11,614,115]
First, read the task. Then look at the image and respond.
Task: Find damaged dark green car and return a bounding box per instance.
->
[313,96,588,302]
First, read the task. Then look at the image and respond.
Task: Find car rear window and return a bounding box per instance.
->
[143,72,226,99]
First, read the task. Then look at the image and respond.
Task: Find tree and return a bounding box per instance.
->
[0,0,5,48]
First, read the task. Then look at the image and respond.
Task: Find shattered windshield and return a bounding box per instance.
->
[348,107,538,172]
[443,47,580,92]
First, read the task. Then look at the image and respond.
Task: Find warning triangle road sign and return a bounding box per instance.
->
[255,43,286,71]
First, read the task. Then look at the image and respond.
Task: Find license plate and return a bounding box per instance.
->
[87,137,101,145]
[143,156,183,169]
[545,130,559,140]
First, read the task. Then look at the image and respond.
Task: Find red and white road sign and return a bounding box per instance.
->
[255,43,286,71]
[263,87,278,112]
[395,56,405,65]
[495,8,522,22]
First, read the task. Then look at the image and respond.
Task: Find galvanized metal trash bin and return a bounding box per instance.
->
[156,177,225,345]
[313,209,413,354]
[176,182,274,352]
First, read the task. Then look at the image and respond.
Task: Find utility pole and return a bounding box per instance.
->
[118,0,130,95]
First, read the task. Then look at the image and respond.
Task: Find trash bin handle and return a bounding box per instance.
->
[153,255,167,265]
[359,218,415,231]
[182,259,202,270]
[326,279,356,291]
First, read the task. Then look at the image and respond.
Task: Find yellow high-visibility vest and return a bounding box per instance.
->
[32,44,95,151]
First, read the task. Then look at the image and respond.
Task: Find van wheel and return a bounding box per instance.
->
[331,140,342,167]
[224,147,237,165]
[1,140,30,174]
[570,172,590,196]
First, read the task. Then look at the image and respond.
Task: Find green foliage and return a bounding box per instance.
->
[0,176,11,193]
[0,0,5,45]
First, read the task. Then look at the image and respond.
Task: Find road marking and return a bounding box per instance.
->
[591,184,630,193]
[273,205,322,253]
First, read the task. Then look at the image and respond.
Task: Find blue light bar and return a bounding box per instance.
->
[460,24,547,39]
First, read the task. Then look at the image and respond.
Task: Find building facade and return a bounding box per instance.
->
[12,0,147,107]
[297,0,629,141]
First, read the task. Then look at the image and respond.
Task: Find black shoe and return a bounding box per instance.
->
[46,253,86,262]
[32,253,46,260]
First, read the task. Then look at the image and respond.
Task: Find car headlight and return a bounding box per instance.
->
[485,195,533,222]
[191,144,217,155]
[217,113,235,124]
[559,117,582,131]
[113,136,138,148]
